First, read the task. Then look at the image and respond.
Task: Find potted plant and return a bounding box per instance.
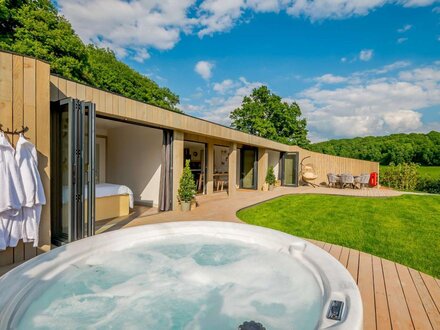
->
[265,165,276,191]
[178,159,197,211]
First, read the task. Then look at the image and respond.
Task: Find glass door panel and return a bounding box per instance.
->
[282,152,298,186]
[240,148,257,189]
[51,98,96,246]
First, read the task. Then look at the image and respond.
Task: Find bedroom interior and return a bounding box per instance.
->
[92,117,163,233]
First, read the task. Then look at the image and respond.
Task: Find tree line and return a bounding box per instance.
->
[308,131,440,166]
[0,0,179,111]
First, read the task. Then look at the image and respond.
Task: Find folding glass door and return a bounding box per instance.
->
[281,152,299,186]
[240,148,257,189]
[51,98,96,245]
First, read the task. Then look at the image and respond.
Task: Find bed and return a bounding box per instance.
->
[63,183,134,222]
[94,183,134,221]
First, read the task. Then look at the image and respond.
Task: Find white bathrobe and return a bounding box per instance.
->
[14,135,46,247]
[0,132,25,250]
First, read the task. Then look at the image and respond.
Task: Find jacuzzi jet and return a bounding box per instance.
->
[238,320,266,330]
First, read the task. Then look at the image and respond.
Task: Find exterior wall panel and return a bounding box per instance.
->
[0,53,51,267]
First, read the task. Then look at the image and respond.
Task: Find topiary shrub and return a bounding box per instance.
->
[178,159,197,203]
[265,165,276,186]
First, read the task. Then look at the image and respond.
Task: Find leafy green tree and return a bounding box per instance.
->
[308,131,440,165]
[230,86,310,147]
[87,46,179,111]
[0,0,180,111]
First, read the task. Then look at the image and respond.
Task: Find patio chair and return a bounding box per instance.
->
[327,173,340,188]
[340,173,354,189]
[301,157,319,188]
[359,173,370,189]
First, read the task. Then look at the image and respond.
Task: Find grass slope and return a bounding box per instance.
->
[237,194,440,278]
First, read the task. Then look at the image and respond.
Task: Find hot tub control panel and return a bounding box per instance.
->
[327,300,344,321]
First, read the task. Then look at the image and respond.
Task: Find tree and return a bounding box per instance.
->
[230,86,309,147]
[0,0,180,111]
[308,131,440,165]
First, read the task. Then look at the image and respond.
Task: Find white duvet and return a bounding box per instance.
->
[95,183,134,208]
[63,183,134,209]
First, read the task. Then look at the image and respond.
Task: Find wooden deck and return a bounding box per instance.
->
[308,239,440,330]
[0,187,438,329]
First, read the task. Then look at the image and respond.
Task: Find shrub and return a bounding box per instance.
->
[265,166,276,186]
[381,163,419,191]
[178,160,197,203]
[416,177,440,194]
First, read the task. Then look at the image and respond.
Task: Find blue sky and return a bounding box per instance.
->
[56,0,440,141]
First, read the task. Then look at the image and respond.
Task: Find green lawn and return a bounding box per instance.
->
[237,194,440,278]
[380,165,440,179]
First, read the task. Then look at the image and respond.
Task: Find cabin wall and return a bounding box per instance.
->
[0,52,51,268]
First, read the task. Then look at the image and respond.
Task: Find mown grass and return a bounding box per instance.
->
[237,194,440,278]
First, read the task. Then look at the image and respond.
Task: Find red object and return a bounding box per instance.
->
[369,172,378,187]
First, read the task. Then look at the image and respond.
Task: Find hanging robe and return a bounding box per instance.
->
[15,135,46,247]
[0,132,25,250]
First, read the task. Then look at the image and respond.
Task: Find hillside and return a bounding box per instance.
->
[0,0,179,111]
[308,131,440,166]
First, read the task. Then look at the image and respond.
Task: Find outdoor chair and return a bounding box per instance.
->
[327,173,340,188]
[301,163,319,188]
[340,173,354,189]
[359,173,370,189]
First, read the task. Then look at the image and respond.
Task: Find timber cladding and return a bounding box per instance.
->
[0,52,51,267]
[0,50,379,269]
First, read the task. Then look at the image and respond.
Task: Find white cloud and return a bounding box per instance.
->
[297,62,440,141]
[397,24,412,33]
[359,49,374,61]
[58,0,438,61]
[315,74,347,84]
[397,37,408,44]
[58,0,196,62]
[182,77,263,125]
[340,57,348,63]
[195,61,214,80]
[213,79,239,94]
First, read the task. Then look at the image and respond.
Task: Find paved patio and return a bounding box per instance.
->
[124,186,403,226]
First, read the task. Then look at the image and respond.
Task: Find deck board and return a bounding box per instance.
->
[347,249,360,283]
[410,269,440,329]
[358,252,376,330]
[372,256,391,330]
[308,240,439,330]
[396,263,432,329]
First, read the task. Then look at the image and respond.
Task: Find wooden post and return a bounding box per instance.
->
[228,143,237,197]
[172,131,184,210]
[258,148,268,191]
[206,142,214,194]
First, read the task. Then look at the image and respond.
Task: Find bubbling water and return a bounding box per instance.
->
[18,236,323,330]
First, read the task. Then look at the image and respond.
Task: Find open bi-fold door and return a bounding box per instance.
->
[51,98,96,245]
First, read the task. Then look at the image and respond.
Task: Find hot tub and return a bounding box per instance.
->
[0,222,362,329]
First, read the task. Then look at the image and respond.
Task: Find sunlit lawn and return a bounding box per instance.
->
[237,194,440,278]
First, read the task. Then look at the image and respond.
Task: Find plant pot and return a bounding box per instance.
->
[268,184,274,191]
[180,201,191,212]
